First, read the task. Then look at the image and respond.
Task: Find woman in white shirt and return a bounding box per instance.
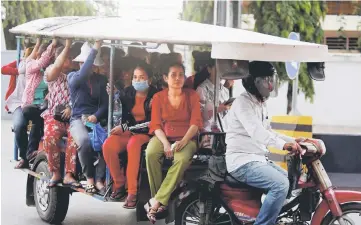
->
[194,52,230,147]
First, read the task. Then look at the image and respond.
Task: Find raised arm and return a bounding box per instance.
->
[45,39,71,82]
[26,38,56,74]
[68,41,102,88]
[28,38,42,60]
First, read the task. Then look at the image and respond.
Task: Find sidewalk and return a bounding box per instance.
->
[329,173,361,191]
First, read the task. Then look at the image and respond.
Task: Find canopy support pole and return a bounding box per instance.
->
[211,61,220,132]
[106,42,116,187]
[13,36,23,161]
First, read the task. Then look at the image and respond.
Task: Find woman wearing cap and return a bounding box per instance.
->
[103,61,158,207]
[68,40,108,194]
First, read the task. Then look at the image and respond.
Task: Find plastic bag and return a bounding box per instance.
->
[85,122,108,152]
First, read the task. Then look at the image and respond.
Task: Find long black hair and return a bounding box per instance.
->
[242,61,275,102]
[193,51,215,90]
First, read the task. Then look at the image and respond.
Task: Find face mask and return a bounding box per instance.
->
[132,80,149,91]
[254,76,274,99]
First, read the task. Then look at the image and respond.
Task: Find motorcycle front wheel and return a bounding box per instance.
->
[321,202,361,225]
[175,193,235,225]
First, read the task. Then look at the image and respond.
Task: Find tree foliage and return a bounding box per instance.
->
[249,1,327,113]
[183,1,213,52]
[2,0,95,50]
[92,0,120,17]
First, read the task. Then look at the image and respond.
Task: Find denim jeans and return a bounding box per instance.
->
[70,118,105,181]
[13,106,43,161]
[230,161,289,225]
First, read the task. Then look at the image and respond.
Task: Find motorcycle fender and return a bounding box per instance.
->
[311,190,361,225]
[165,185,198,224]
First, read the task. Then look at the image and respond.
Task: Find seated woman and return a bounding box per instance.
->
[193,53,230,147]
[144,62,202,222]
[41,39,81,187]
[68,41,108,194]
[15,38,56,168]
[103,62,158,207]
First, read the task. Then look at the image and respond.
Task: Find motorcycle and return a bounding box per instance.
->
[175,134,361,225]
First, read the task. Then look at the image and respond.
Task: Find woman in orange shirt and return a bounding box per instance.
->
[102,62,157,208]
[144,62,202,223]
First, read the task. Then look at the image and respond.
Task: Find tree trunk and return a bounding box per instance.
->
[286,81,292,114]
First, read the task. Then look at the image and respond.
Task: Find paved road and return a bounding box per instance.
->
[1,120,360,225]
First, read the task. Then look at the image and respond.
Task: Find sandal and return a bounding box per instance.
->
[85,184,97,194]
[144,200,157,224]
[14,159,29,169]
[47,179,62,188]
[123,195,137,209]
[155,204,169,218]
[110,186,126,201]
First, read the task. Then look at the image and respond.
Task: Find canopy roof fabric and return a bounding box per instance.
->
[10,16,330,62]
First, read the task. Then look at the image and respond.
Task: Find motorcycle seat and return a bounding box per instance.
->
[224,174,258,190]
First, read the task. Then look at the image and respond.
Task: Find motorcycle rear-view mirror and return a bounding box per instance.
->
[216,59,249,80]
[307,62,325,81]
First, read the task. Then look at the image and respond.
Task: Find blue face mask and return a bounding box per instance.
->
[132,80,149,91]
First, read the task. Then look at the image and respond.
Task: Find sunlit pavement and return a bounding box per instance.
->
[1,119,360,225]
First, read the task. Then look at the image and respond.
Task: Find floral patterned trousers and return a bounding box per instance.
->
[43,117,77,174]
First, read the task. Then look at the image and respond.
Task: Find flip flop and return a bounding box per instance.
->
[123,195,137,209]
[63,180,82,189]
[14,159,29,169]
[110,186,126,201]
[47,179,62,188]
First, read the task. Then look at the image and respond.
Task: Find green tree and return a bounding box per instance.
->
[2,0,95,50]
[183,1,213,52]
[93,0,120,16]
[249,1,327,114]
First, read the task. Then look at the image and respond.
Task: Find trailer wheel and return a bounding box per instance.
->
[33,160,70,224]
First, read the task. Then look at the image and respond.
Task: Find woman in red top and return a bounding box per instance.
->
[144,62,202,223]
[102,62,158,207]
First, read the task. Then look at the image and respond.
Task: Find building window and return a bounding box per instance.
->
[349,38,360,50]
[326,37,360,51]
[326,37,347,50]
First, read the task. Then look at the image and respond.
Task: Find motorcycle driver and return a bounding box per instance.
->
[225,61,303,225]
